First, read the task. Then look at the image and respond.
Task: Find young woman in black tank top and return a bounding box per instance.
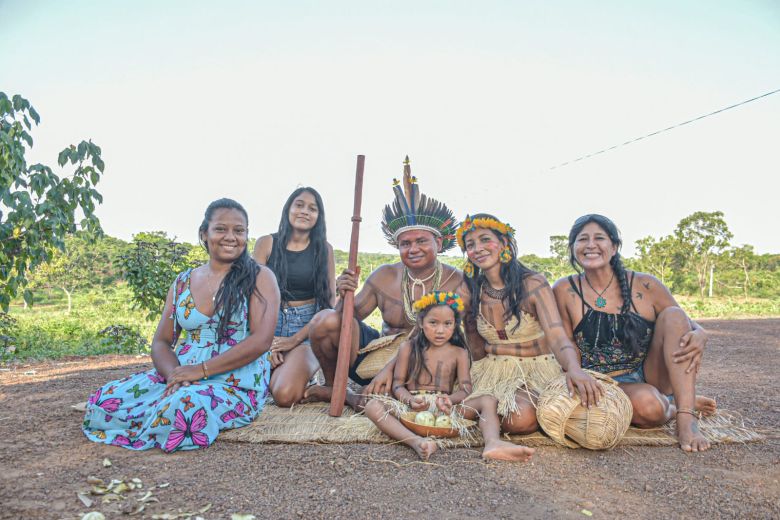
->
[253,187,335,407]
[553,214,716,452]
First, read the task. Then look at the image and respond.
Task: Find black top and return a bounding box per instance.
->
[268,233,316,302]
[568,273,655,374]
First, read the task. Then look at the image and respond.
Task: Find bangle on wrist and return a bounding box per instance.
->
[201,361,209,380]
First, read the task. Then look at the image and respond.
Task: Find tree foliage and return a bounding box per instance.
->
[119,232,202,320]
[0,93,104,311]
[27,232,128,312]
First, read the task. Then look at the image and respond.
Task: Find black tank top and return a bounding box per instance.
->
[268,233,316,302]
[568,273,655,374]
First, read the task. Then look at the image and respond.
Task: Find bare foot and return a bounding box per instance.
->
[482,439,535,462]
[676,413,711,452]
[695,395,717,416]
[410,438,438,461]
[301,385,332,403]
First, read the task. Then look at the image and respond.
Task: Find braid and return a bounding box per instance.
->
[611,254,644,355]
[213,249,263,343]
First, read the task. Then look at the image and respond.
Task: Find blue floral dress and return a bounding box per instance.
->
[82,268,271,452]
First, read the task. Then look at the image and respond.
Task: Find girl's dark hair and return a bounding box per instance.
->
[567,214,644,354]
[268,187,332,311]
[464,213,537,330]
[198,198,262,343]
[407,304,470,387]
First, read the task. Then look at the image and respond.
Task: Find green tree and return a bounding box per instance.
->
[634,234,680,287]
[27,232,128,312]
[119,232,199,319]
[0,93,104,311]
[673,211,733,297]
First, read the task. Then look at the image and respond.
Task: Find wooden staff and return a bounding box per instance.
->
[329,155,365,417]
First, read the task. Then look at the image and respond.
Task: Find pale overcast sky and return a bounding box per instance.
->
[3,1,779,257]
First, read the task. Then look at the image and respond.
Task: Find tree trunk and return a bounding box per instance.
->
[61,287,72,314]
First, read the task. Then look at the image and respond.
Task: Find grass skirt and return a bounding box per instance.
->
[469,353,563,417]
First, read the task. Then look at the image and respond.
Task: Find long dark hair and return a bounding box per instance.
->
[407,304,469,387]
[567,214,645,354]
[198,198,262,343]
[464,213,537,330]
[268,187,332,311]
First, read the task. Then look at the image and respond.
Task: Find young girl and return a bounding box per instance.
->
[364,291,535,462]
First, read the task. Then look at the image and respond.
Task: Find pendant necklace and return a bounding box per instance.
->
[583,272,614,309]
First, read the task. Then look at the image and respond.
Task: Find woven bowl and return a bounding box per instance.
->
[536,370,633,450]
[399,412,462,439]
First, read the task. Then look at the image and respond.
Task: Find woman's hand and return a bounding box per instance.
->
[674,327,706,374]
[566,366,604,408]
[269,350,285,369]
[435,395,453,415]
[164,364,203,397]
[271,336,301,353]
[409,395,429,411]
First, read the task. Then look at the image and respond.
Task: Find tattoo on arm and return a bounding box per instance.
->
[635,292,643,300]
[642,281,651,290]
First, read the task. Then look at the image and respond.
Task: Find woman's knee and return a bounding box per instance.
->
[630,388,670,427]
[656,306,689,331]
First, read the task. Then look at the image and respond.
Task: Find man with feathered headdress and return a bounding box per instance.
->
[304,157,464,409]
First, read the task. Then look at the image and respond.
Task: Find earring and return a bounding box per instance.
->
[499,245,512,263]
[463,261,475,278]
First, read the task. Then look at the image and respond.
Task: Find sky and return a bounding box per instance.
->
[3,1,780,257]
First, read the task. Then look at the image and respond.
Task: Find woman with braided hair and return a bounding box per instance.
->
[457,214,602,435]
[552,214,716,452]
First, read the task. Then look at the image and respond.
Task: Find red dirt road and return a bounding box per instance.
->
[0,319,778,519]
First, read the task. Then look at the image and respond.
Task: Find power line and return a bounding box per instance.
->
[547,87,780,171]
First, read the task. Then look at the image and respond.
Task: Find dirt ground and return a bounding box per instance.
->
[1,319,778,520]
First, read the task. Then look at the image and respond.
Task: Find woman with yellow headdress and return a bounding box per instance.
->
[457,214,602,434]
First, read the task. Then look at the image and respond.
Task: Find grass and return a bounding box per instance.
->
[3,285,778,363]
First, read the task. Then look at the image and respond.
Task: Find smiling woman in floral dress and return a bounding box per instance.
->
[82,198,279,452]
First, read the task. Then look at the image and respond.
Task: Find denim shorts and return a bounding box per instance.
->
[610,365,674,403]
[274,302,317,343]
[610,365,646,384]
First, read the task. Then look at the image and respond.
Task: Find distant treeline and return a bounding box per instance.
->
[18,211,779,318]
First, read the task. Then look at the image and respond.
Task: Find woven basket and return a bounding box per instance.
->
[354,333,406,381]
[536,370,632,450]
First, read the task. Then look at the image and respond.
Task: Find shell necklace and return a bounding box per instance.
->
[402,262,442,324]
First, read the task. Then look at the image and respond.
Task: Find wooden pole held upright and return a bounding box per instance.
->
[329,155,365,417]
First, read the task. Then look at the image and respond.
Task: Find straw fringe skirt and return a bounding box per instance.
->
[468,353,563,418]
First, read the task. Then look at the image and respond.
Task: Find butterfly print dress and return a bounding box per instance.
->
[82,269,271,452]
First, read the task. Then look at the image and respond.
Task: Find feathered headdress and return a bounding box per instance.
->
[381,156,458,252]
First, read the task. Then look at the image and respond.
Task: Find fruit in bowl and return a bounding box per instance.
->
[414,411,435,426]
[434,415,451,428]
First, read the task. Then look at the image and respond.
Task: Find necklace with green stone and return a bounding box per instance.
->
[583,272,614,309]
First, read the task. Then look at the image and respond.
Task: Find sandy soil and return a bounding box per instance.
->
[0,319,778,520]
